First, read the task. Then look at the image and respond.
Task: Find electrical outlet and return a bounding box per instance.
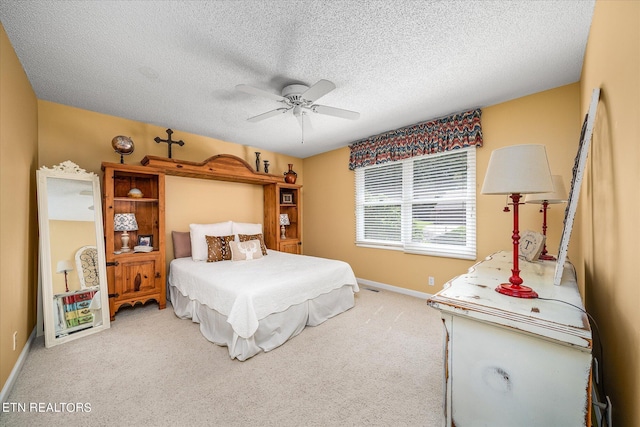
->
[428,276,435,286]
[12,331,17,351]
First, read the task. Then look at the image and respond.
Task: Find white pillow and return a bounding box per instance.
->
[189,221,233,261]
[231,222,262,241]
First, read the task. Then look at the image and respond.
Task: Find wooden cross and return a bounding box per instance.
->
[154,128,184,159]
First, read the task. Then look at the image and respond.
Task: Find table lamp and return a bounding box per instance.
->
[56,260,74,292]
[481,144,553,298]
[279,214,290,239]
[525,175,568,260]
[114,213,138,252]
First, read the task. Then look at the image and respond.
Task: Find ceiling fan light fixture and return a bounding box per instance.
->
[236,79,360,138]
[282,84,309,103]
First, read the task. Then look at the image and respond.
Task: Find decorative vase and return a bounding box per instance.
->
[255,152,261,172]
[263,160,269,174]
[284,164,297,184]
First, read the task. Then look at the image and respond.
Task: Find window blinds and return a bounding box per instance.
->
[355,147,476,260]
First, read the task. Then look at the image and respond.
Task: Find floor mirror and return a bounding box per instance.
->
[37,161,110,347]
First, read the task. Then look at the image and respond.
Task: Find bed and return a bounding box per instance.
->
[169,223,359,360]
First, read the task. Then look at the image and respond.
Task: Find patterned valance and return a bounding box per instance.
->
[348,109,483,170]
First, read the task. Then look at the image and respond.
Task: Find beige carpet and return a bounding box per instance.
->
[0,288,444,426]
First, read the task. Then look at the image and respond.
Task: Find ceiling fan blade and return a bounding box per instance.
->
[236,84,286,102]
[311,104,360,120]
[247,108,290,122]
[302,79,336,102]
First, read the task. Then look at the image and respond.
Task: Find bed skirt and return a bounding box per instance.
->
[170,285,355,361]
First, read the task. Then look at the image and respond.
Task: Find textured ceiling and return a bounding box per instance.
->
[0,1,595,158]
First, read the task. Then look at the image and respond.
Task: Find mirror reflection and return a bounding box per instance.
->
[37,162,110,347]
[47,178,102,336]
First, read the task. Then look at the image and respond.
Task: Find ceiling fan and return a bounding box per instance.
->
[235,79,360,130]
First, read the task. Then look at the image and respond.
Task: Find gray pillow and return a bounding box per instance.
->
[172,231,192,259]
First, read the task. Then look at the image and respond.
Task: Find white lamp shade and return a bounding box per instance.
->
[56,260,74,273]
[114,213,138,231]
[279,214,290,226]
[481,144,554,195]
[525,175,568,204]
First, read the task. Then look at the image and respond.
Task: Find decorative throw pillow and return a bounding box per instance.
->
[238,233,268,256]
[205,235,234,262]
[519,230,546,262]
[230,239,264,261]
[171,231,192,259]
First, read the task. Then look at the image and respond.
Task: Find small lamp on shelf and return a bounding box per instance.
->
[56,260,74,293]
[279,214,290,239]
[114,213,138,252]
[525,175,568,260]
[481,144,554,299]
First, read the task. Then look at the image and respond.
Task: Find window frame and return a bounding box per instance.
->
[355,147,476,260]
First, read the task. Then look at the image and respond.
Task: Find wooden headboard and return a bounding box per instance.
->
[141,154,282,185]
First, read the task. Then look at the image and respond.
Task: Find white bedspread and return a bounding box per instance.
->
[169,250,359,338]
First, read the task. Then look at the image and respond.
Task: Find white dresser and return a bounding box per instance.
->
[427,251,592,427]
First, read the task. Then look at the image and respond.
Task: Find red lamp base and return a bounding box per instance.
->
[495,283,539,299]
[539,253,557,261]
[495,193,539,299]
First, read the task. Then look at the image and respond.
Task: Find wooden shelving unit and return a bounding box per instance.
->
[264,183,302,254]
[141,154,303,255]
[102,162,166,319]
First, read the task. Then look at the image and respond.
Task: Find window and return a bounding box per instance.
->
[355,147,476,260]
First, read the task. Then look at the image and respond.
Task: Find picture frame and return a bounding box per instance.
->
[519,230,545,263]
[137,234,153,247]
[281,193,293,204]
[553,87,600,286]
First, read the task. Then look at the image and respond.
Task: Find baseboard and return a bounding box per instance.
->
[357,278,433,300]
[0,327,36,405]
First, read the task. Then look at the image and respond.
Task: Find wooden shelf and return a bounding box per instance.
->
[141,154,282,185]
[140,154,302,255]
[113,197,158,203]
[102,162,166,320]
[264,183,302,254]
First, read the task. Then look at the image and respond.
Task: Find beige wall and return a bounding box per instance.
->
[165,176,264,263]
[0,24,39,393]
[579,1,640,426]
[303,83,581,293]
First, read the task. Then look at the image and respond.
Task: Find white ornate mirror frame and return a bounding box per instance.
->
[37,161,111,347]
